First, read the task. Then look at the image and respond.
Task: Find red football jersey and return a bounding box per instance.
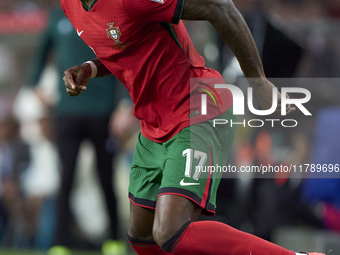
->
[61,0,232,142]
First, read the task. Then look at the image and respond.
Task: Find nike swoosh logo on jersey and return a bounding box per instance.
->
[77,29,84,36]
[180,179,200,186]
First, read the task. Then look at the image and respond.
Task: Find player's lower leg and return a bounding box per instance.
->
[164,220,306,255]
[153,195,324,255]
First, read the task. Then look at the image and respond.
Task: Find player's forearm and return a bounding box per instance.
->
[182,0,265,81]
[85,58,112,77]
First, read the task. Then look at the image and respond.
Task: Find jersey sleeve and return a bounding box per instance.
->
[123,0,184,24]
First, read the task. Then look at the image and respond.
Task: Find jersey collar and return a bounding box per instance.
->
[80,0,98,12]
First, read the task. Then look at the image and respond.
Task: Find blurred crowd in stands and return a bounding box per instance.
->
[0,0,340,253]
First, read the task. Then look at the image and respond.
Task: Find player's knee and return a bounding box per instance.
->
[152,222,175,248]
[153,219,191,248]
[128,203,155,241]
[128,224,153,241]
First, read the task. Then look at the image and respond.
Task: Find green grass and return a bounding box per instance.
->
[0,249,136,255]
[0,250,102,255]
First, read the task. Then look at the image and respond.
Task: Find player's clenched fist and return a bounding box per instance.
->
[63,63,91,97]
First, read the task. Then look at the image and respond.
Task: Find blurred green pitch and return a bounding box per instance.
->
[0,250,101,255]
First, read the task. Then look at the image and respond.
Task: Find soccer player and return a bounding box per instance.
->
[60,0,325,254]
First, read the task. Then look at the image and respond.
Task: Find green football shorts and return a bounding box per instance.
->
[128,107,237,215]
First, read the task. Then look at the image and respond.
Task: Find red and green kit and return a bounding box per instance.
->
[61,0,234,214]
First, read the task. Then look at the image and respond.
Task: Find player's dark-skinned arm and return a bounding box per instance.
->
[181,0,295,114]
[64,58,112,97]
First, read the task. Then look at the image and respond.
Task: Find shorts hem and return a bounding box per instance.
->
[128,192,156,210]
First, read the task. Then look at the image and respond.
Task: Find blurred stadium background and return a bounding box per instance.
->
[0,0,340,254]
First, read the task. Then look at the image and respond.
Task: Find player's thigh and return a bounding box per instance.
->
[128,201,155,240]
[159,107,237,215]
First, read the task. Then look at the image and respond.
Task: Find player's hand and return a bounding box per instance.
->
[63,63,91,97]
[251,79,296,116]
